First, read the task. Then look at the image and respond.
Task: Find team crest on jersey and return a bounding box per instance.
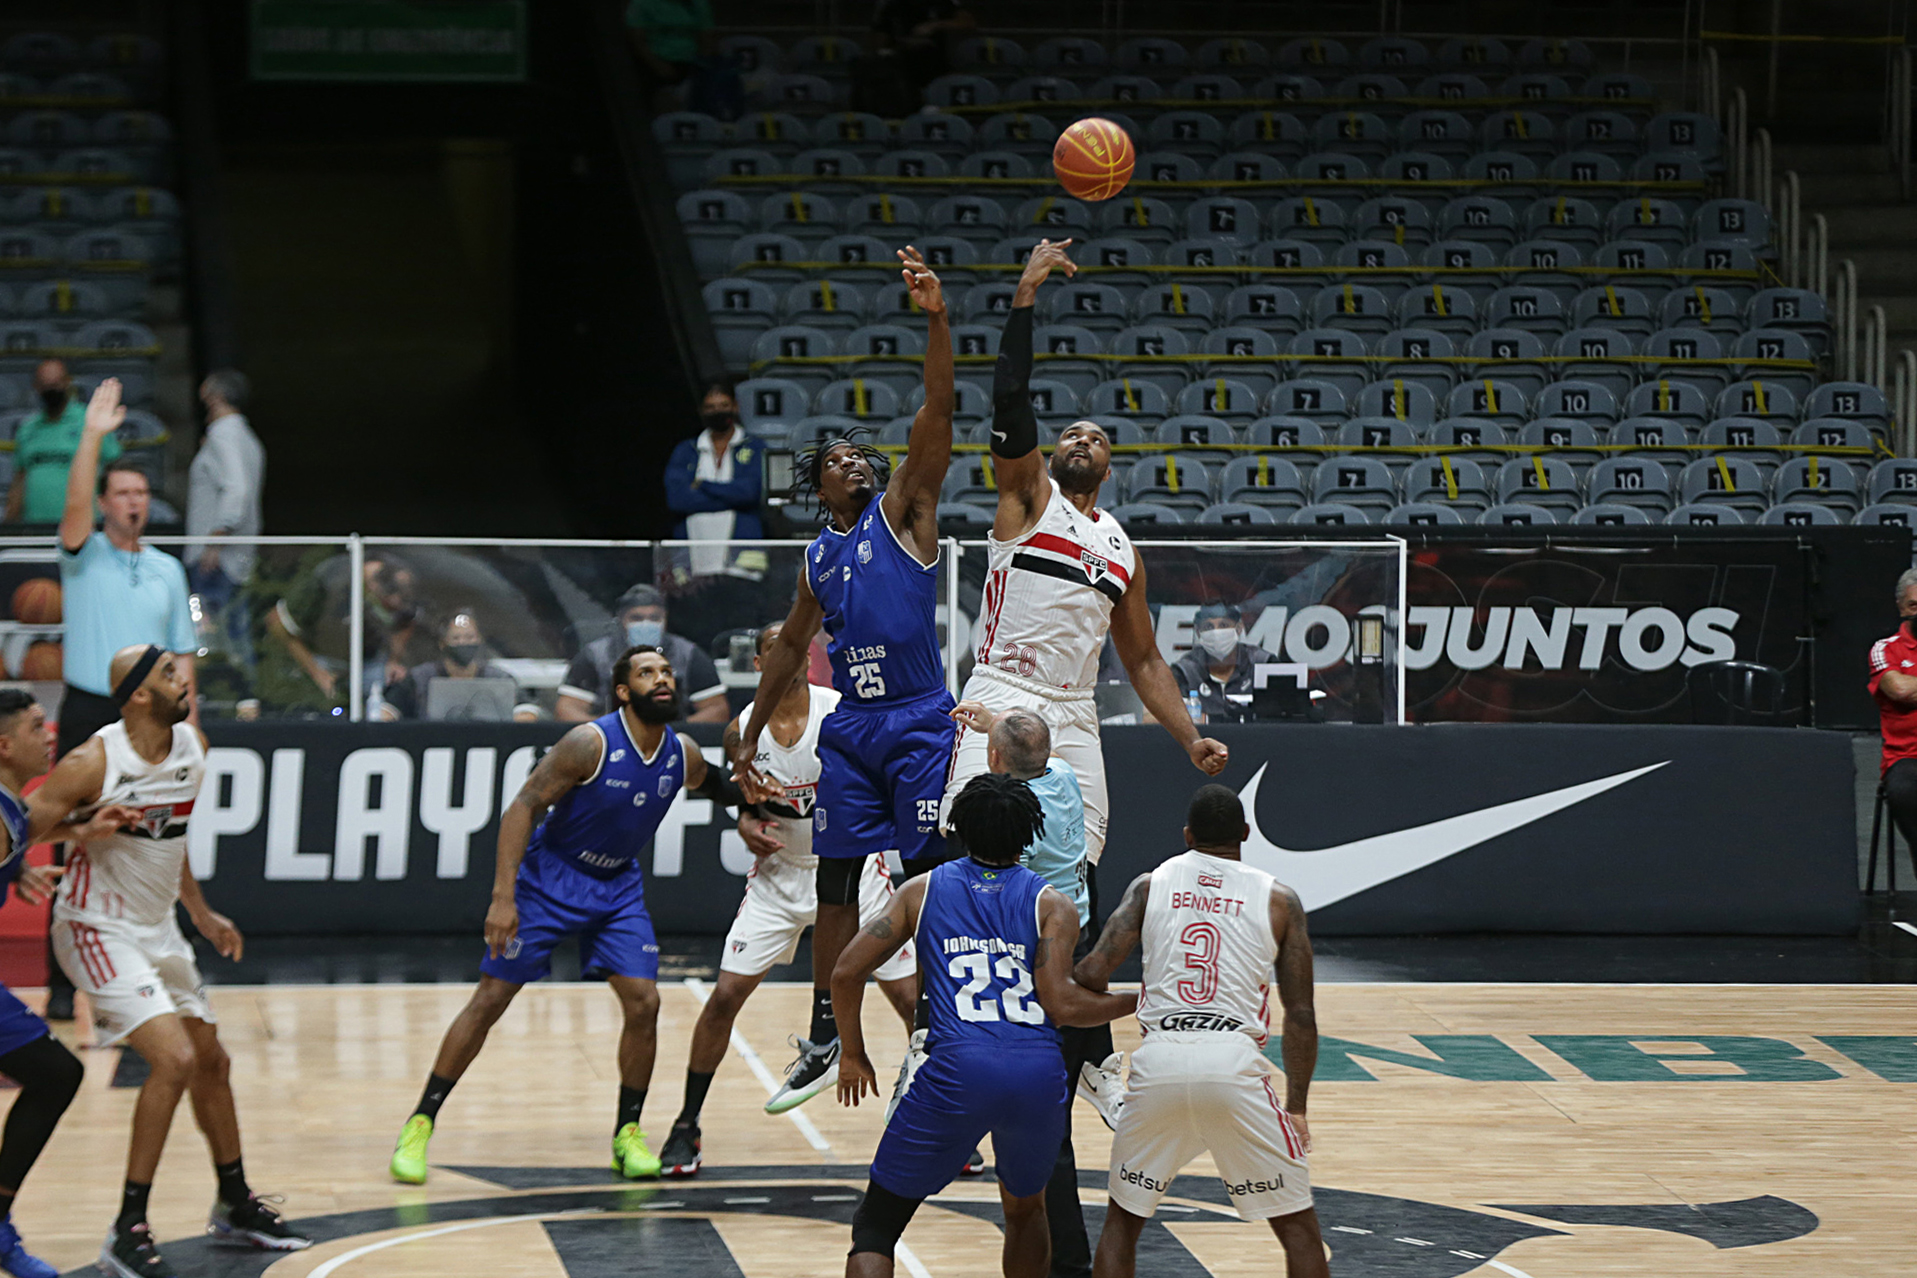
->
[658,774,675,798]
[1080,549,1109,583]
[129,803,189,840]
[857,539,872,564]
[1198,872,1224,890]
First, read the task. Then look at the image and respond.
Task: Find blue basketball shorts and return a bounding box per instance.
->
[814,687,957,863]
[870,1043,1070,1200]
[0,985,47,1057]
[480,847,659,984]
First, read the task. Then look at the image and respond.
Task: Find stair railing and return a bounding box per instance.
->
[1891,45,1913,201]
[1896,349,1917,456]
[1808,213,1829,297]
[1726,87,1749,199]
[1753,127,1772,213]
[1835,259,1859,383]
[1865,305,1889,393]
[1777,169,1800,285]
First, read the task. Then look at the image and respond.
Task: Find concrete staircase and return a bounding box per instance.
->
[1775,142,1917,372]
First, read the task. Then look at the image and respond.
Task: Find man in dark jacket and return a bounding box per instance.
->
[1172,601,1280,724]
[664,384,763,551]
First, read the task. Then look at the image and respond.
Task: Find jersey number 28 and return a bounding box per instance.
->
[850,661,887,699]
[949,953,1043,1024]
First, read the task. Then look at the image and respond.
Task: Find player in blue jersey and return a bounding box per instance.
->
[0,690,99,1278]
[831,774,1137,1278]
[390,646,746,1184]
[730,246,957,1112]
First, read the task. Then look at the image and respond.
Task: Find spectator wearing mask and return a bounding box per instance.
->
[556,583,727,723]
[265,553,434,711]
[1870,568,1917,848]
[1172,601,1278,724]
[9,360,122,524]
[186,368,265,668]
[381,609,536,722]
[664,383,763,566]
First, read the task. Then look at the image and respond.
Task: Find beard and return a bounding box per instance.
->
[148,692,190,726]
[629,688,681,724]
[1051,454,1106,495]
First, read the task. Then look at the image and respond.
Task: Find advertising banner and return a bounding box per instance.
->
[190,720,1856,939]
[250,1,527,82]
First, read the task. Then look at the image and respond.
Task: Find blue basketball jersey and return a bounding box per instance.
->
[807,501,945,706]
[917,857,1057,1050]
[528,710,685,879]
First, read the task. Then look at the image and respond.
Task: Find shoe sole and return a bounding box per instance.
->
[390,1161,428,1185]
[662,1157,702,1177]
[96,1247,147,1278]
[764,1061,838,1114]
[206,1223,313,1252]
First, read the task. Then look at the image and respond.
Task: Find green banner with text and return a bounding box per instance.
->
[251,0,526,82]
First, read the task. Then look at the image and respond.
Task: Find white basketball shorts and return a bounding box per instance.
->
[52,912,215,1046]
[940,665,1108,862]
[720,853,916,982]
[1108,1033,1313,1222]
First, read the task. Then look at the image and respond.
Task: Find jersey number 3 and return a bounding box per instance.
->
[851,661,887,699]
[1176,920,1221,1003]
[949,953,1043,1024]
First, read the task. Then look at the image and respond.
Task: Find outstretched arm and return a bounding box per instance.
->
[1110,557,1229,775]
[1073,872,1149,991]
[1033,888,1137,1027]
[59,379,124,554]
[732,571,824,800]
[487,726,602,957]
[881,246,952,559]
[833,877,926,1105]
[1272,884,1317,1150]
[990,239,1076,541]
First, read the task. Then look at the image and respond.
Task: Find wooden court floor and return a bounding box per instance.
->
[11,980,1915,1277]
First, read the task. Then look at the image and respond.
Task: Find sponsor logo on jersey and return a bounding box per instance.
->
[1197,872,1224,889]
[1156,1011,1244,1033]
[610,749,626,762]
[632,793,647,807]
[606,778,632,789]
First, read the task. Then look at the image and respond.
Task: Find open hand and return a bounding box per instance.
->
[728,734,778,804]
[1288,1111,1313,1153]
[738,813,783,857]
[949,699,996,735]
[484,895,518,960]
[898,246,945,314]
[1021,237,1077,288]
[193,909,244,961]
[838,1048,878,1106]
[13,863,61,907]
[66,804,142,843]
[85,377,126,437]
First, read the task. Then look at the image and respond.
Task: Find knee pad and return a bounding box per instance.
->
[815,854,866,907]
[849,1180,922,1258]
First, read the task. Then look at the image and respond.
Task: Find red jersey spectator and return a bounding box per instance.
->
[1868,568,1917,845]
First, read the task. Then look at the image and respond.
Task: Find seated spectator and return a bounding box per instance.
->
[557,583,727,722]
[382,609,536,722]
[872,0,975,88]
[1172,601,1279,724]
[664,382,765,574]
[266,553,433,713]
[626,0,738,113]
[9,359,122,524]
[1871,568,1917,847]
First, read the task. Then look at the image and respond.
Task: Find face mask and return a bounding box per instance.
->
[1197,629,1239,660]
[701,410,737,433]
[444,643,483,666]
[38,388,67,418]
[626,619,665,647]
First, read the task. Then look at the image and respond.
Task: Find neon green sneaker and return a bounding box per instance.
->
[612,1122,661,1179]
[390,1114,433,1184]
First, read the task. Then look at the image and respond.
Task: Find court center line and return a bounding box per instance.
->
[307,1210,602,1278]
[682,977,832,1153]
[682,978,932,1278]
[1488,1261,1539,1278]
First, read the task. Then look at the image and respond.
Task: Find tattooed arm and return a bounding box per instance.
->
[1272,883,1317,1150]
[1033,888,1137,1028]
[1073,872,1150,991]
[485,725,603,958]
[834,876,927,1106]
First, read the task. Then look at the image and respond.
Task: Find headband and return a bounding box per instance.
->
[111,645,163,707]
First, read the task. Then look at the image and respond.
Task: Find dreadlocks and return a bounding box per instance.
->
[947,772,1046,867]
[795,427,892,516]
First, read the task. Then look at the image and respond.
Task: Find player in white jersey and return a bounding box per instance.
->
[30,645,310,1278]
[940,238,1228,866]
[658,624,918,1176]
[1073,784,1326,1278]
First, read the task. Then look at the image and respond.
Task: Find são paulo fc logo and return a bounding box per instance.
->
[1080,549,1109,583]
[113,1164,1818,1278]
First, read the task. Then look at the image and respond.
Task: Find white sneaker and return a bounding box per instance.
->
[884,1028,928,1124]
[1077,1052,1126,1131]
[765,1036,839,1114]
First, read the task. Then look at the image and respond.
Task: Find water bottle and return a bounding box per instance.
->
[1185,690,1205,724]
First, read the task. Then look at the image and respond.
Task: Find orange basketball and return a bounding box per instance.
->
[18,641,60,681]
[1053,117,1136,202]
[10,578,59,625]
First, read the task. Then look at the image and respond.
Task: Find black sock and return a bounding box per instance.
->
[0,1189,14,1220]
[215,1158,250,1207]
[913,986,930,1034]
[414,1073,456,1122]
[115,1181,151,1235]
[810,987,835,1043]
[678,1070,714,1126]
[617,1086,646,1134]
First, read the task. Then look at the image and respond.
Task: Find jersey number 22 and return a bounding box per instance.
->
[950,953,1043,1024]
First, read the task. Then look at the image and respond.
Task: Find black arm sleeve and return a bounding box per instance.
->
[990,305,1039,459]
[689,763,747,811]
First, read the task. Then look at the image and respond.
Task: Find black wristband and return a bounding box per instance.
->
[990,305,1039,459]
[690,766,747,811]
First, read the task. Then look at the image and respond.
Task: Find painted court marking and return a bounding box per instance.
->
[1893,921,1917,938]
[307,1209,603,1278]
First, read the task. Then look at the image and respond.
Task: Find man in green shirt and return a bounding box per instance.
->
[8,361,122,524]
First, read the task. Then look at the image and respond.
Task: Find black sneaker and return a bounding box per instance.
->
[764,1036,839,1114]
[43,989,71,1023]
[99,1224,174,1278]
[207,1195,312,1250]
[659,1121,703,1177]
[960,1147,986,1177]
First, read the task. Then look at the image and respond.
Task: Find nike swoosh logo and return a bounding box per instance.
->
[1240,760,1668,911]
[991,428,1007,442]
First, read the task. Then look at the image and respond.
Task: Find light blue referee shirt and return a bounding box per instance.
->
[58,532,194,696]
[1021,759,1090,927]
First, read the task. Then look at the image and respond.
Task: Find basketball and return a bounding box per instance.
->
[1052,117,1136,201]
[18,640,59,681]
[10,577,59,624]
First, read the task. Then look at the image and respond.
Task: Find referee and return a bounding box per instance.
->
[46,378,196,1017]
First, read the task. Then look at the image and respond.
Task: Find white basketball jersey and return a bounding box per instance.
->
[1136,851,1279,1047]
[56,721,205,928]
[977,479,1136,690]
[740,685,840,867]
